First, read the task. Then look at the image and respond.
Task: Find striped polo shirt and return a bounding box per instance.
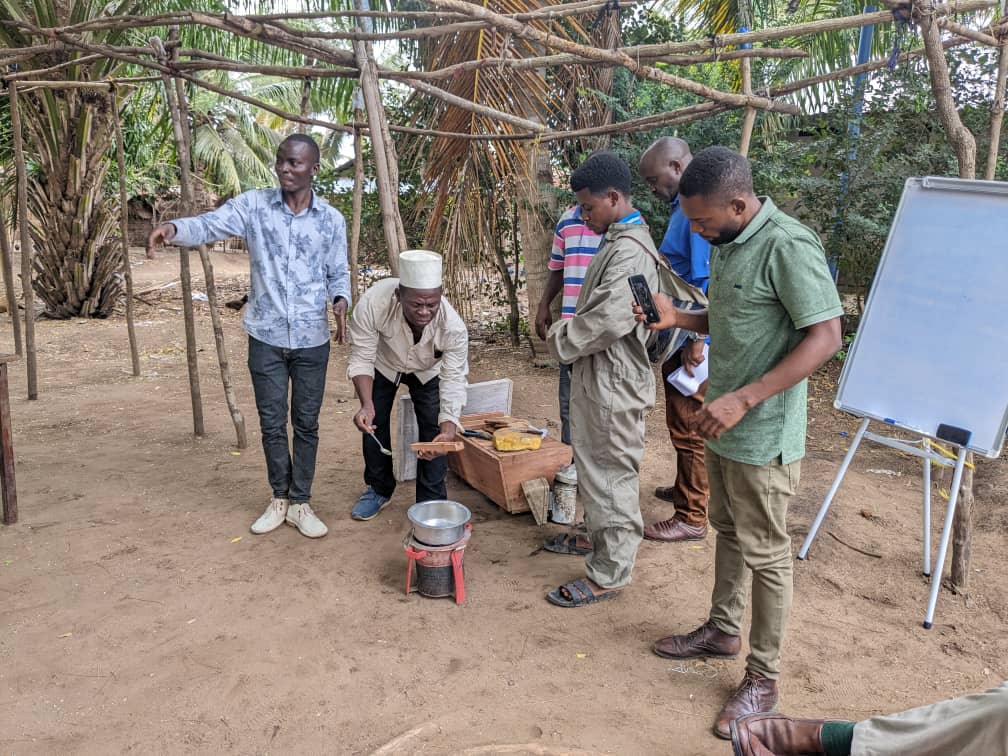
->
[548,206,603,319]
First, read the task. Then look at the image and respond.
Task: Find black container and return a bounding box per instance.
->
[415,562,458,598]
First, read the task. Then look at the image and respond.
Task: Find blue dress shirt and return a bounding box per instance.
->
[660,197,711,293]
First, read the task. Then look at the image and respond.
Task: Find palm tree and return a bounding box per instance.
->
[396,0,610,333]
[188,69,353,197]
[0,0,353,318]
[0,0,138,317]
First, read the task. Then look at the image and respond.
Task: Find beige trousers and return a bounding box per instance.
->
[706,449,800,679]
[852,681,1008,755]
[569,363,651,590]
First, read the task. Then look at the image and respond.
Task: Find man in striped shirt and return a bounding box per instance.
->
[534,205,603,446]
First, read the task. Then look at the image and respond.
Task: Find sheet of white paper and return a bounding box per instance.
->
[666,343,709,396]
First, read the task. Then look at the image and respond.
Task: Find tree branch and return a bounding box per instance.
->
[914,0,977,179]
[984,41,1008,180]
[426,0,799,114]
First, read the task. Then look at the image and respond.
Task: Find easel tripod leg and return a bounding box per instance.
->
[798,416,870,560]
[923,447,968,630]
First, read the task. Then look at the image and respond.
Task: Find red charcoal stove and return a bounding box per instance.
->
[403,525,471,605]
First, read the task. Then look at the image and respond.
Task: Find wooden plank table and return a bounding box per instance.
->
[0,354,17,524]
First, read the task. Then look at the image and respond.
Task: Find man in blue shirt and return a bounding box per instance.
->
[638,137,712,542]
[147,134,350,539]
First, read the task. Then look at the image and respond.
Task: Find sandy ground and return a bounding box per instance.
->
[0,249,1005,755]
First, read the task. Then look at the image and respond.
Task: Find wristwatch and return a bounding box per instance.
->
[689,331,706,342]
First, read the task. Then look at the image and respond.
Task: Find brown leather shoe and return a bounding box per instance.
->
[644,517,707,542]
[714,671,779,740]
[730,713,827,756]
[652,620,741,660]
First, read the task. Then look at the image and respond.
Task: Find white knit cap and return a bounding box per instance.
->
[398,249,443,289]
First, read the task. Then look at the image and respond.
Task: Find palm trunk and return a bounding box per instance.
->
[18,86,121,318]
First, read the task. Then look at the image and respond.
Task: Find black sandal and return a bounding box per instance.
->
[542,533,592,556]
[546,578,621,608]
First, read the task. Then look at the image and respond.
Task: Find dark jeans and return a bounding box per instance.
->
[365,370,447,503]
[559,362,572,446]
[248,336,330,503]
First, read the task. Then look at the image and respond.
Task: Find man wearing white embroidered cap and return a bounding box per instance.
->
[347,250,470,520]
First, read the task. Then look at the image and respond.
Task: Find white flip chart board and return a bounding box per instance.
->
[835,176,1008,458]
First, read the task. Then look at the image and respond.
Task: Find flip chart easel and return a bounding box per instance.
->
[797,177,1008,629]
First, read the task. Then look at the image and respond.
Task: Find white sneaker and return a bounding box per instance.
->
[285,502,328,538]
[251,497,289,534]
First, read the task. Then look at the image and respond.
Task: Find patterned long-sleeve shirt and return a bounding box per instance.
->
[171,188,351,350]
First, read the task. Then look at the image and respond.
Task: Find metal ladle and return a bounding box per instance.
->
[366,430,393,456]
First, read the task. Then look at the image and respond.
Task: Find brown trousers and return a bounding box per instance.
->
[661,349,710,527]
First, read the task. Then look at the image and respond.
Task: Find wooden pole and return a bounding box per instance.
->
[936,17,998,46]
[0,359,17,524]
[352,0,405,274]
[737,3,757,157]
[111,92,142,377]
[950,456,975,592]
[152,36,204,436]
[195,245,247,448]
[915,0,979,591]
[297,56,313,134]
[984,40,1008,181]
[398,46,808,81]
[738,56,757,156]
[8,84,38,400]
[167,40,246,449]
[0,200,23,357]
[2,78,159,88]
[350,101,365,302]
[627,0,996,57]
[359,3,407,256]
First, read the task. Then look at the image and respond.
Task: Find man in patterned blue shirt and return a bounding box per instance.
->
[148,134,350,539]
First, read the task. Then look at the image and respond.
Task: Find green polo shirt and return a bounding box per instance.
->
[706,197,843,466]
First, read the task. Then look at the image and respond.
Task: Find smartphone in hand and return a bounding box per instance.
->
[628,274,660,324]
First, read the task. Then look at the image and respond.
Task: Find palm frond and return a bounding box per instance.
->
[394,0,606,311]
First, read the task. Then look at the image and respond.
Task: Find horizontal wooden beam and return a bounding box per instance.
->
[427,0,800,114]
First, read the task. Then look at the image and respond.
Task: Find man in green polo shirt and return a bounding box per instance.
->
[634,146,843,739]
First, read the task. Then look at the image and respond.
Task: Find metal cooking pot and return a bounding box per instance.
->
[407,500,471,546]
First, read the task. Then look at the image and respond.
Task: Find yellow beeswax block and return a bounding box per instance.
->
[493,428,542,452]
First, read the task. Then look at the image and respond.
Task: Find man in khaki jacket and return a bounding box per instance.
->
[544,151,659,608]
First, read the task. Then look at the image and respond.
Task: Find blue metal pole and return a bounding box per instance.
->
[829,6,876,281]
